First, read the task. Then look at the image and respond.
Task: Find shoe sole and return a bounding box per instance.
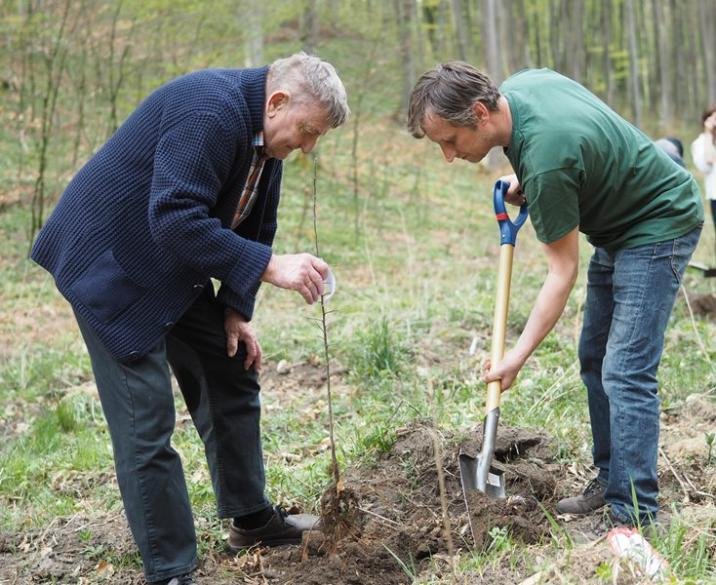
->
[228,536,303,551]
[555,503,607,516]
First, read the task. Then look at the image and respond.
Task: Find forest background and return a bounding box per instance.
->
[1,1,715,584]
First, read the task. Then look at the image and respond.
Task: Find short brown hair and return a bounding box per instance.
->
[702,104,716,124]
[407,62,500,138]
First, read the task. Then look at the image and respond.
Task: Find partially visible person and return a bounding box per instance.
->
[654,136,685,167]
[691,105,716,231]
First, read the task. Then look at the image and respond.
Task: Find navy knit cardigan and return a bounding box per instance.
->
[31,67,281,362]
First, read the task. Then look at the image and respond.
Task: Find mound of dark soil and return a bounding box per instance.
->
[241,422,561,584]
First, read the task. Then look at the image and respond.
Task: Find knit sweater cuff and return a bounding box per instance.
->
[217,284,258,321]
[226,239,272,299]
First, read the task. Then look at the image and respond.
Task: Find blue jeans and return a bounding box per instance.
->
[578,226,701,524]
[75,288,270,582]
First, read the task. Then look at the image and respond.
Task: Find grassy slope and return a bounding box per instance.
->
[1,35,715,583]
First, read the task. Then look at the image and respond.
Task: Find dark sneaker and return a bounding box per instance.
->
[229,506,319,550]
[556,477,607,515]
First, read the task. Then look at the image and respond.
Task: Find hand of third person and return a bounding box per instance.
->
[261,253,329,304]
[498,173,527,206]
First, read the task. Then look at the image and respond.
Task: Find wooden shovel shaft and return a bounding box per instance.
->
[485,244,514,413]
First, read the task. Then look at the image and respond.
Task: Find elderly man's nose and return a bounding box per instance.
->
[301,136,318,154]
[441,144,455,163]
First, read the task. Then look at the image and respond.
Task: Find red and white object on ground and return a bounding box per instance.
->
[607,526,669,581]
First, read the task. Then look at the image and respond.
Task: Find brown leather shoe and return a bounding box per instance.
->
[229,507,319,550]
[556,477,607,515]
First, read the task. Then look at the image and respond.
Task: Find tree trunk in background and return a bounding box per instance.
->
[482,0,501,83]
[450,0,468,61]
[482,0,503,169]
[515,0,531,69]
[698,0,716,104]
[566,0,584,82]
[395,0,415,120]
[243,0,263,67]
[302,0,319,55]
[423,1,439,57]
[602,0,613,105]
[686,0,701,119]
[625,0,641,127]
[653,0,673,129]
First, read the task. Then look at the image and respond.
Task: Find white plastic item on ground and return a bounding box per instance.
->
[607,526,669,581]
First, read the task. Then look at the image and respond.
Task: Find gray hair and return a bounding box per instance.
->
[268,52,350,128]
[408,62,500,138]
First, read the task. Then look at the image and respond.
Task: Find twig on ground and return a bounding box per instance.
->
[680,285,713,366]
[659,446,691,501]
[427,426,456,565]
[357,506,402,528]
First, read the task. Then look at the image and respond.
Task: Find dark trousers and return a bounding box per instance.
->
[75,289,269,582]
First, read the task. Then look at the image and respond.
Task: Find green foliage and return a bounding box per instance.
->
[347,317,410,384]
[594,561,613,581]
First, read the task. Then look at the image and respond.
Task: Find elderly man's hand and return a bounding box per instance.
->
[224,308,262,371]
[498,173,527,206]
[261,253,329,304]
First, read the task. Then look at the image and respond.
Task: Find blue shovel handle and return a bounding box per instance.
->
[493,180,528,246]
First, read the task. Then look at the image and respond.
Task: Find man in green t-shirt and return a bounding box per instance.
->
[408,63,703,528]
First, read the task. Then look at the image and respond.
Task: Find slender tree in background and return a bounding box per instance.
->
[450,0,469,61]
[625,0,642,129]
[697,0,716,104]
[27,0,74,241]
[653,0,673,130]
[302,0,319,55]
[395,0,415,121]
[243,0,263,67]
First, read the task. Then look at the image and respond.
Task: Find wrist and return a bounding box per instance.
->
[261,254,277,283]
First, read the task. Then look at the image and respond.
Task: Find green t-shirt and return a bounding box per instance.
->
[501,69,703,250]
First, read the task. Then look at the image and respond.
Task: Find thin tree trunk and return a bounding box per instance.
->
[483,0,503,169]
[483,0,501,82]
[653,0,673,128]
[395,0,415,120]
[302,0,319,54]
[243,0,264,67]
[625,0,642,127]
[450,0,468,61]
[698,0,716,104]
[566,0,584,82]
[603,0,613,106]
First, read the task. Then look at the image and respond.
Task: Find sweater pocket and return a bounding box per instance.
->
[70,249,145,323]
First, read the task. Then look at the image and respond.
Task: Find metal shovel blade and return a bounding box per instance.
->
[459,452,506,499]
[459,409,506,500]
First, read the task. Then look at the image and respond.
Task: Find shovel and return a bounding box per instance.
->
[459,180,528,516]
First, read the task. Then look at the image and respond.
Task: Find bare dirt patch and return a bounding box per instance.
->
[227,422,559,584]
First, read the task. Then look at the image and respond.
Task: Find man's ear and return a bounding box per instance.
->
[472,101,490,126]
[266,90,290,117]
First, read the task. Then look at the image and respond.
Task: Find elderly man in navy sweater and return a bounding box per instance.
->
[31,53,349,585]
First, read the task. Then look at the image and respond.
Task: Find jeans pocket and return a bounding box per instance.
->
[669,226,702,282]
